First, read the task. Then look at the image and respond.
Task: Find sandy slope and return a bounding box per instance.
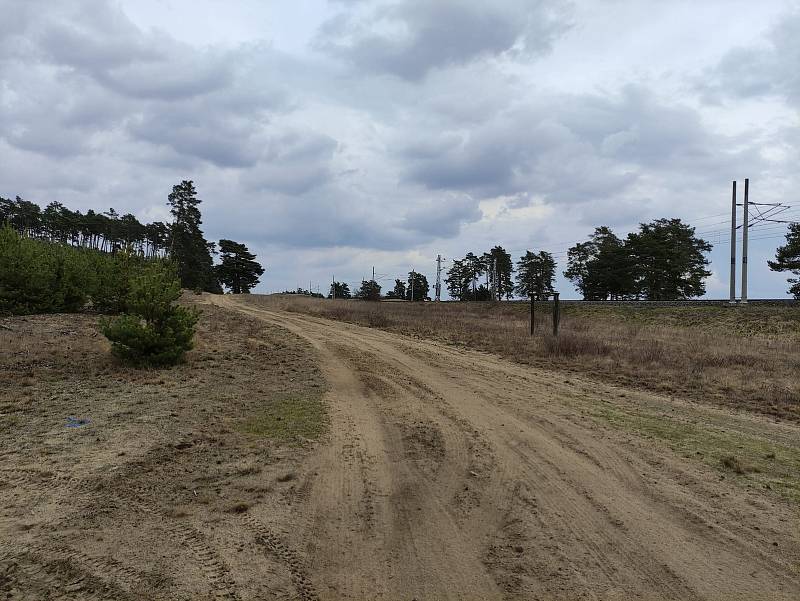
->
[217,296,800,601]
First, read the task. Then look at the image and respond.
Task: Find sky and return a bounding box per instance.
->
[1,0,799,298]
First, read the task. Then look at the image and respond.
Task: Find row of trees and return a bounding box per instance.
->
[327,271,432,301]
[445,247,556,301]
[1,196,171,257]
[564,219,710,300]
[1,181,266,295]
[443,219,712,301]
[306,216,799,303]
[445,248,513,301]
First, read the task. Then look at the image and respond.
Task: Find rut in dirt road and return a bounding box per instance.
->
[215,296,800,601]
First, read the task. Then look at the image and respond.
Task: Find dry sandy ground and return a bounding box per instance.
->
[2,295,799,600]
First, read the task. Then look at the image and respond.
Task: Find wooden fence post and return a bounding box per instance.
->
[552,292,560,337]
[530,295,535,335]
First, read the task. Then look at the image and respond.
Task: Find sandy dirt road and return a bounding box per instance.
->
[215,296,800,601]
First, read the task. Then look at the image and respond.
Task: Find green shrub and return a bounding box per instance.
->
[100,263,199,367]
[52,245,97,312]
[0,226,53,314]
[0,226,95,314]
[91,251,134,314]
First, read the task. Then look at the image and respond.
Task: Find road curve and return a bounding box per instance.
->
[213,295,800,601]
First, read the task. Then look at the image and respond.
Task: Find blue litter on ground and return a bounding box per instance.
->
[65,416,90,428]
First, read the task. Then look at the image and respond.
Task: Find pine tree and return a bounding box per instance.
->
[515,251,556,300]
[167,180,219,292]
[100,264,199,367]
[216,239,265,293]
[768,223,800,298]
[328,281,351,299]
[386,279,406,299]
[445,259,470,300]
[484,246,514,300]
[356,279,381,301]
[564,227,635,300]
[626,219,710,300]
[464,252,484,299]
[406,271,429,301]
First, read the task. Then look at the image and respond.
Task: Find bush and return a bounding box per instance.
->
[91,251,135,314]
[100,264,199,367]
[0,226,95,314]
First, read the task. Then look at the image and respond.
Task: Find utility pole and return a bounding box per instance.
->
[435,255,443,302]
[372,266,375,282]
[332,275,335,300]
[741,178,749,304]
[411,269,415,302]
[729,181,737,304]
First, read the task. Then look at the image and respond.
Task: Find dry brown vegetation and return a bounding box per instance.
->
[242,295,800,421]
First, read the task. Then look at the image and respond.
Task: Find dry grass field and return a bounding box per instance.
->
[251,295,800,422]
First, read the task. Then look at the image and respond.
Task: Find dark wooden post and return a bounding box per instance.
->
[530,295,535,335]
[552,292,560,337]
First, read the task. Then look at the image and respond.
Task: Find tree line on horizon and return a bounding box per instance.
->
[324,271,431,301]
[328,217,798,302]
[1,181,265,296]
[4,188,798,301]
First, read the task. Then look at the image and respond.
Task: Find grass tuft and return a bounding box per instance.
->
[720,455,745,474]
[237,394,327,443]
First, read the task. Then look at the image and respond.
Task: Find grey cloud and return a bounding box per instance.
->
[314,0,570,80]
[128,107,263,168]
[2,0,234,101]
[34,1,160,71]
[0,1,293,167]
[206,188,408,251]
[93,49,234,101]
[240,132,338,194]
[402,195,482,237]
[703,11,800,104]
[399,86,756,205]
[400,107,634,202]
[0,60,132,157]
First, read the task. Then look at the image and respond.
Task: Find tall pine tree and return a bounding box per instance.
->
[484,246,514,300]
[515,251,556,300]
[216,239,265,293]
[167,181,219,292]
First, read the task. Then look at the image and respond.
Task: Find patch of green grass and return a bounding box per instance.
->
[590,402,800,504]
[238,394,327,443]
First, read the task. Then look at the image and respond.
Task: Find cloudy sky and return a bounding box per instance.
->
[2,0,799,298]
